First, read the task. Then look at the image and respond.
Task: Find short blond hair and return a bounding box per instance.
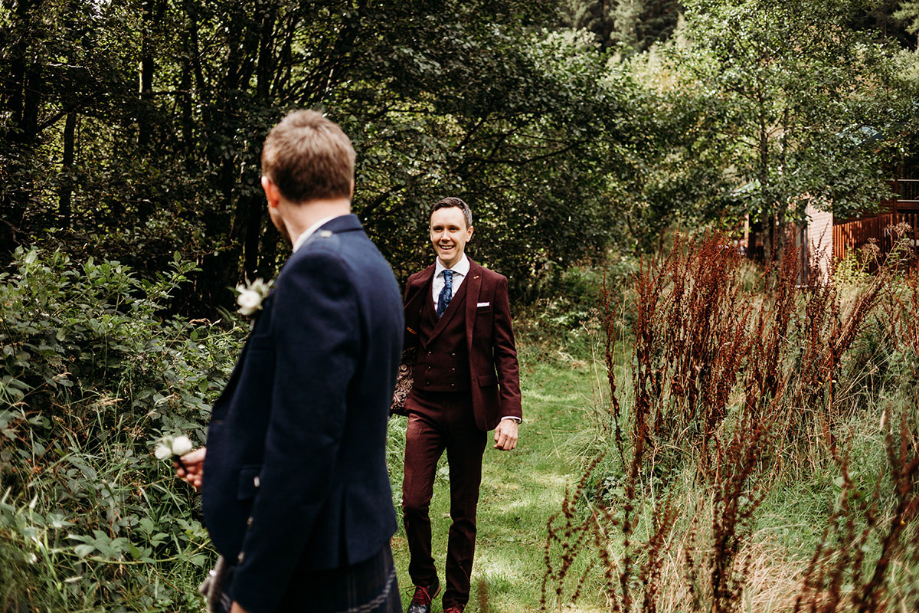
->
[261,110,355,203]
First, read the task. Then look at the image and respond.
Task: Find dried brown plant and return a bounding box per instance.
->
[543,229,918,612]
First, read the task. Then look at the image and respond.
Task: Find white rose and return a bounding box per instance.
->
[171,435,193,456]
[154,444,172,460]
[237,288,262,316]
[250,278,270,295]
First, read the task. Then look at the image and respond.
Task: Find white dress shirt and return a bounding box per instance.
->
[291,215,343,253]
[431,254,470,304]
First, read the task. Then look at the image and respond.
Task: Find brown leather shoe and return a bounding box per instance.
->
[406,577,441,613]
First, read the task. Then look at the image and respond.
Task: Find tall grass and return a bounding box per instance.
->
[542,232,919,612]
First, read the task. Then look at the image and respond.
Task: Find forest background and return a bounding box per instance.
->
[3,0,919,611]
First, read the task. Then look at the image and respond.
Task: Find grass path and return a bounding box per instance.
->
[389,355,604,612]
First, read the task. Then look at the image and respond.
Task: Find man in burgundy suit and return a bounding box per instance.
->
[401,197,522,613]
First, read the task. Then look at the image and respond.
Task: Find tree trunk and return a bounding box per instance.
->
[242,0,281,278]
[257,225,281,280]
[58,112,77,229]
[762,211,774,264]
[774,205,786,264]
[138,0,166,149]
[0,0,43,259]
[243,196,263,280]
[758,88,775,263]
[195,8,251,310]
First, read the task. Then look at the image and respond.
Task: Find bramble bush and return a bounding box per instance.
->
[0,247,245,612]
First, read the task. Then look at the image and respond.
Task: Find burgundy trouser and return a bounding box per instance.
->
[402,389,487,610]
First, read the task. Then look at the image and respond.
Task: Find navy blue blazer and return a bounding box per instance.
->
[201,214,404,613]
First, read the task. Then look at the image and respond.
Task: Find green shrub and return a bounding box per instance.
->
[517,254,637,364]
[0,247,245,612]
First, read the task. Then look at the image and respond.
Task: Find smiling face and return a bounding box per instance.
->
[430,206,473,269]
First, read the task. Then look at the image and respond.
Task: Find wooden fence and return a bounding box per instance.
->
[833,211,919,263]
[832,175,919,265]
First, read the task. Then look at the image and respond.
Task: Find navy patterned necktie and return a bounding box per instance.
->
[437,270,454,317]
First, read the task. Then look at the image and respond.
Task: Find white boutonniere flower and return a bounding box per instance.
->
[235,278,273,316]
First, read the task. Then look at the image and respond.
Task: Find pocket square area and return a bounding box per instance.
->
[477,302,490,307]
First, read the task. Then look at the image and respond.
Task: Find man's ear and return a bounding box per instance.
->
[467,225,474,241]
[261,176,281,208]
[349,179,355,198]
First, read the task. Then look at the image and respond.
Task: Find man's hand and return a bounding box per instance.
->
[175,447,206,490]
[230,602,250,613]
[493,419,518,451]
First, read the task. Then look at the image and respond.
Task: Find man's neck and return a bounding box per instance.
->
[437,254,468,271]
[281,197,351,241]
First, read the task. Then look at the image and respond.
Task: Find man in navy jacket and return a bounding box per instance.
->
[176,110,404,613]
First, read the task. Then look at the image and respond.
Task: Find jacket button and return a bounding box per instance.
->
[237,552,245,563]
[254,476,260,488]
[451,352,456,357]
[451,368,456,373]
[451,383,456,388]
[425,381,431,386]
[427,351,432,356]
[246,516,254,528]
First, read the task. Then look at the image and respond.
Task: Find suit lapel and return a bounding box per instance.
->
[213,293,275,416]
[464,260,483,356]
[405,266,435,340]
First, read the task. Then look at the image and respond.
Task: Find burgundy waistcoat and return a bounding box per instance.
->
[413,277,471,393]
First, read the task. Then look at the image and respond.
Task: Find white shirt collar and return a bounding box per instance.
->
[435,254,470,278]
[291,215,343,253]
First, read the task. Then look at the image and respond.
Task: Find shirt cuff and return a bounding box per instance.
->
[500,416,521,423]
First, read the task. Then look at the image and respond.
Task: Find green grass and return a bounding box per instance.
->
[388,347,606,613]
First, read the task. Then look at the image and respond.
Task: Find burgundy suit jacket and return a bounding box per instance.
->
[403,258,522,431]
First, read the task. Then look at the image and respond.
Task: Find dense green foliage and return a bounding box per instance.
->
[559,0,683,53]
[896,0,919,32]
[0,0,626,311]
[0,248,243,610]
[678,0,916,259]
[4,0,919,314]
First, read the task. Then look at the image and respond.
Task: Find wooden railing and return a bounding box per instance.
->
[831,174,919,265]
[887,177,919,208]
[833,211,919,263]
